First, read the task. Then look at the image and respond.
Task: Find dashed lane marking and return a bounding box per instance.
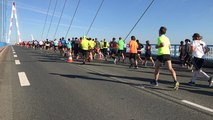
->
[14,55,18,57]
[15,60,20,65]
[18,72,30,87]
[182,100,213,113]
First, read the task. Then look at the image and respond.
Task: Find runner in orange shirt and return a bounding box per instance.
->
[129,36,139,68]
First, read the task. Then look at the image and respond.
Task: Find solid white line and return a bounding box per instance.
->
[14,55,18,57]
[181,100,213,113]
[18,72,30,86]
[15,60,20,65]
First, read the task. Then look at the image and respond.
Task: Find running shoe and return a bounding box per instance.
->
[188,81,196,86]
[150,80,158,86]
[114,59,117,64]
[135,66,138,69]
[174,81,180,90]
[208,77,213,87]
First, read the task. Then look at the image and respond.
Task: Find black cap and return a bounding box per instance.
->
[185,39,190,42]
[192,33,201,38]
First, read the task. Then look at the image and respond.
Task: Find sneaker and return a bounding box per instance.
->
[129,64,133,68]
[135,66,138,69]
[153,64,155,68]
[174,81,179,90]
[188,81,196,86]
[114,59,117,64]
[150,80,158,86]
[208,77,213,87]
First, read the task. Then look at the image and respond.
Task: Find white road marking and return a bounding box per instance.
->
[181,100,213,113]
[18,72,30,87]
[13,52,16,54]
[14,55,18,57]
[15,60,20,65]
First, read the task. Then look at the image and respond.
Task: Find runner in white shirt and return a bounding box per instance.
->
[188,33,213,87]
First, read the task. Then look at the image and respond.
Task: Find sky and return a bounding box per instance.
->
[1,0,213,44]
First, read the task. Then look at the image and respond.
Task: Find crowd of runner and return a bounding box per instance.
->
[16,26,213,90]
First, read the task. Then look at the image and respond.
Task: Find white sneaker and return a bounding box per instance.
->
[114,59,117,64]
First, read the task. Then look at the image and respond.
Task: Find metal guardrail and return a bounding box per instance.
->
[0,42,7,48]
[127,44,213,60]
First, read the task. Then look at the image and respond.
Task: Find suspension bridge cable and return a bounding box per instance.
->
[65,0,81,39]
[46,0,58,39]
[124,0,155,41]
[53,0,68,39]
[41,0,52,40]
[5,0,8,42]
[86,0,104,36]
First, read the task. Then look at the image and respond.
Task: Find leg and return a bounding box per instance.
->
[154,60,161,81]
[166,60,177,81]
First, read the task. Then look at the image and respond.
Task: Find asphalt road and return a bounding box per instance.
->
[0,46,213,120]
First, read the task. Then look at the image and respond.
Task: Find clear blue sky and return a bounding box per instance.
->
[3,0,213,44]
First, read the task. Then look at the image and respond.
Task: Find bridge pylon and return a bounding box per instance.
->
[7,1,21,43]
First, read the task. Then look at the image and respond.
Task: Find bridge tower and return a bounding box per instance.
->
[7,1,21,43]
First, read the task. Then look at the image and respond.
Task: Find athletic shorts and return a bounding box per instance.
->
[129,53,137,60]
[145,52,151,57]
[118,50,124,54]
[82,50,88,58]
[111,49,117,55]
[192,57,204,70]
[157,54,171,63]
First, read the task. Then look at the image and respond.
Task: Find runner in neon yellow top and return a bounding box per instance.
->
[81,36,89,64]
[81,36,89,50]
[157,34,171,55]
[151,26,179,90]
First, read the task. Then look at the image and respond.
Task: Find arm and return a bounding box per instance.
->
[156,43,164,49]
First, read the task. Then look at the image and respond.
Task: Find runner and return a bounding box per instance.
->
[94,38,102,59]
[151,26,179,90]
[110,38,118,64]
[184,39,192,69]
[88,38,96,61]
[143,40,155,67]
[81,36,89,64]
[34,40,39,50]
[179,41,185,67]
[129,36,138,68]
[45,39,50,50]
[188,33,213,87]
[117,37,125,63]
[61,37,67,56]
[74,38,80,60]
[101,39,109,61]
[53,38,58,52]
[66,38,72,57]
[136,39,143,65]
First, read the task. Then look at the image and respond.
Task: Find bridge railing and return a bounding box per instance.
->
[126,44,213,60]
[0,42,7,48]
